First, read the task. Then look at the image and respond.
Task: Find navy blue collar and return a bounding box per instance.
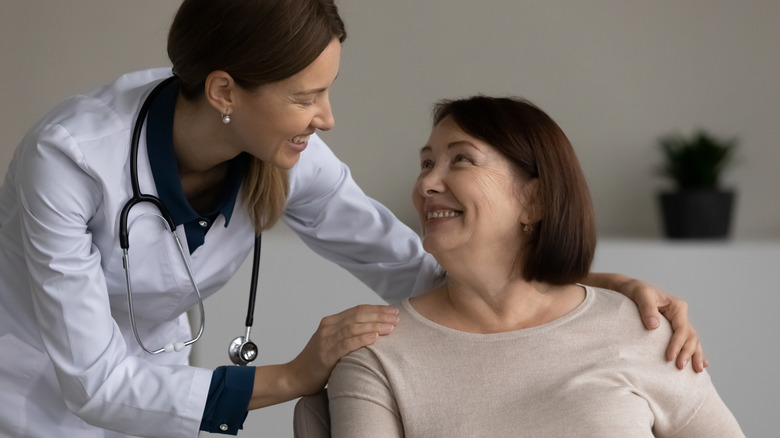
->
[145,78,245,252]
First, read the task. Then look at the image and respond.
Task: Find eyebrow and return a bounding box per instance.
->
[419,140,478,154]
[293,73,340,96]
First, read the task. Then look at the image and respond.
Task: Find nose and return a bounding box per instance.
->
[416,167,446,197]
[313,96,335,131]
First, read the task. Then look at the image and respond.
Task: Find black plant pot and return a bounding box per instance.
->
[659,189,735,239]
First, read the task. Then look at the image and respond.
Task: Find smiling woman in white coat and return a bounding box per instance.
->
[0,1,706,437]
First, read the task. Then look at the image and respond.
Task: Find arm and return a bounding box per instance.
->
[626,319,744,438]
[663,390,744,438]
[583,272,707,372]
[284,135,444,301]
[327,349,404,438]
[18,124,210,438]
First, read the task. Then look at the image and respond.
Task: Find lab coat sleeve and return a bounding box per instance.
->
[16,122,211,438]
[283,135,443,302]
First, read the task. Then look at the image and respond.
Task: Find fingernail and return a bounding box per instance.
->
[648,317,660,328]
[683,359,689,368]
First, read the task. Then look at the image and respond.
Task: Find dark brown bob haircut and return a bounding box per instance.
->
[433,96,596,285]
[167,0,346,233]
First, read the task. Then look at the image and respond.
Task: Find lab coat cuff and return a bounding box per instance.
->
[200,365,255,435]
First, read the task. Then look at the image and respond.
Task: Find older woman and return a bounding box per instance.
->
[326,96,743,437]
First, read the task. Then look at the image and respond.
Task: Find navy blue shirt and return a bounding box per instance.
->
[145,78,255,434]
[146,78,245,254]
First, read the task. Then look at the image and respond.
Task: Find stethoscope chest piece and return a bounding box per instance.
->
[228,234,263,366]
[229,329,258,366]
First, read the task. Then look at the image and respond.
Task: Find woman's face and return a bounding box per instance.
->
[413,116,530,261]
[229,38,341,169]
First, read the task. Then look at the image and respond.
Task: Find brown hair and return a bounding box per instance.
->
[167,0,347,232]
[433,96,596,284]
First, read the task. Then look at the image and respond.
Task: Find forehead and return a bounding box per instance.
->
[256,39,341,94]
[423,116,490,152]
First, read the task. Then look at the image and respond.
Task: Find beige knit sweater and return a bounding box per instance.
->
[328,286,743,437]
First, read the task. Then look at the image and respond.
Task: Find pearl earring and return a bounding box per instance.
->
[222,113,231,124]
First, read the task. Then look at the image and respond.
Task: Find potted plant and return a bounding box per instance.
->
[656,129,737,239]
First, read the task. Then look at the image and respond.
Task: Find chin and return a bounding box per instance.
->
[272,153,303,170]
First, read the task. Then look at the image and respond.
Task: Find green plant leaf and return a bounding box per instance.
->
[657,129,737,189]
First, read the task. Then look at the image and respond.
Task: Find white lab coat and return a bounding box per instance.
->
[0,68,440,438]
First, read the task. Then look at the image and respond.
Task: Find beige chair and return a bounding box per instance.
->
[293,390,331,438]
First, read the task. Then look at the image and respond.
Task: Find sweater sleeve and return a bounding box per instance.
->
[663,385,744,437]
[620,316,744,437]
[327,348,403,438]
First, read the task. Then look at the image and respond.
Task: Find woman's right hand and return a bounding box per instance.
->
[249,304,399,410]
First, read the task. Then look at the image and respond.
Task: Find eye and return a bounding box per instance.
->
[420,159,434,169]
[453,154,472,164]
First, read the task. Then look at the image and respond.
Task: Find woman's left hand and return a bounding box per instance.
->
[617,278,708,373]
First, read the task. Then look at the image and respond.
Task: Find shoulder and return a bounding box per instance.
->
[579,286,675,358]
[22,69,170,155]
[337,301,421,365]
[16,69,171,175]
[52,68,171,142]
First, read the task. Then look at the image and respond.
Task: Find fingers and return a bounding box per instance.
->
[660,298,708,372]
[671,331,699,370]
[311,305,400,365]
[322,305,400,358]
[323,304,400,329]
[631,282,665,330]
[691,344,708,373]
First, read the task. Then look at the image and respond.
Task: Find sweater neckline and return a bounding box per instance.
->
[401,285,595,340]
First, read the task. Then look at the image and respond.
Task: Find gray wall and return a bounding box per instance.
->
[2,1,778,437]
[2,0,779,238]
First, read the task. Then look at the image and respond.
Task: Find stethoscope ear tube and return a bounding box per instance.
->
[120,76,204,356]
[121,76,178,250]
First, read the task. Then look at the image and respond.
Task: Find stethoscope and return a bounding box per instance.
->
[119,76,259,366]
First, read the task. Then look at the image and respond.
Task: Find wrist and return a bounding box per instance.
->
[248,363,298,410]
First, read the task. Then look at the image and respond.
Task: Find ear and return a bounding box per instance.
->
[204,71,236,115]
[520,178,544,225]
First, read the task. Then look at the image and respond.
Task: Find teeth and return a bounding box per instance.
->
[427,210,461,219]
[290,135,310,144]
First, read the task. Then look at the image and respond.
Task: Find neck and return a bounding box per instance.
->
[172,92,239,175]
[412,251,585,333]
[171,93,239,211]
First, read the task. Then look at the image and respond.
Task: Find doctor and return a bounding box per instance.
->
[0,0,704,437]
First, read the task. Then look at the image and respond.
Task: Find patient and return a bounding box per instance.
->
[326,96,744,437]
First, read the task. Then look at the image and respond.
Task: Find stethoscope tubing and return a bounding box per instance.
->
[119,76,258,361]
[120,76,178,250]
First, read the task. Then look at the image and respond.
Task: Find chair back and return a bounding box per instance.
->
[293,390,331,438]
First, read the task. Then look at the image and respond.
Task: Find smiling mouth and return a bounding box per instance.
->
[427,210,462,219]
[290,134,311,144]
